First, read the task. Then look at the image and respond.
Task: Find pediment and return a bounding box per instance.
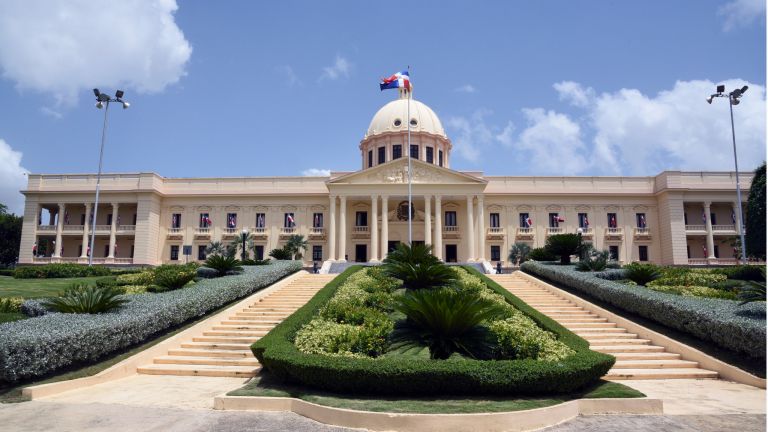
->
[327,158,487,185]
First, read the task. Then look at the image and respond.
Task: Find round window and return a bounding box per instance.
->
[410,118,418,126]
[394,119,402,127]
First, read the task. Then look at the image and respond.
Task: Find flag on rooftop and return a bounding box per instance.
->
[380,70,411,91]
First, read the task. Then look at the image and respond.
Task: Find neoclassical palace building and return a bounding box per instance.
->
[19,90,751,269]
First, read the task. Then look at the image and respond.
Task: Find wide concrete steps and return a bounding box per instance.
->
[137,273,334,378]
[488,272,719,381]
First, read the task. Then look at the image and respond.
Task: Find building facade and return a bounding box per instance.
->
[19,91,751,268]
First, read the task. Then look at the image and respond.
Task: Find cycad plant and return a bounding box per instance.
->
[44,284,128,314]
[204,255,244,276]
[739,267,766,305]
[544,233,582,264]
[389,288,508,359]
[382,243,456,289]
[623,263,662,286]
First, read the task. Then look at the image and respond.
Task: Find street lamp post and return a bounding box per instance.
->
[241,228,249,261]
[706,85,749,264]
[89,89,130,266]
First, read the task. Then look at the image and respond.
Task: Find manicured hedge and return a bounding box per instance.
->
[521,261,766,358]
[252,266,614,396]
[14,263,112,279]
[0,261,301,382]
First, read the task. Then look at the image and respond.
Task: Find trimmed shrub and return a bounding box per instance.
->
[0,297,23,313]
[20,300,47,317]
[521,261,766,358]
[489,313,574,361]
[545,234,582,264]
[14,264,111,279]
[153,265,197,290]
[116,271,155,286]
[528,247,556,262]
[623,263,661,286]
[269,248,292,260]
[0,269,15,277]
[253,266,614,396]
[648,268,726,287]
[711,265,766,282]
[0,261,301,382]
[95,276,119,289]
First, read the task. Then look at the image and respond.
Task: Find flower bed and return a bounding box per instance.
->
[252,266,614,396]
[521,261,766,358]
[0,261,301,382]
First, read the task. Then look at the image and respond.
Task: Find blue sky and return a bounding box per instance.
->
[0,0,765,213]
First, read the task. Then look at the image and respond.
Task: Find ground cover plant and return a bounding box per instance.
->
[0,261,301,382]
[521,261,766,358]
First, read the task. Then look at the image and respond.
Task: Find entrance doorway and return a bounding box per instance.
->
[445,244,458,263]
[388,241,400,253]
[355,244,367,262]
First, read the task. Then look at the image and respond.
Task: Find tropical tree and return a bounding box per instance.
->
[545,233,582,264]
[230,231,255,261]
[269,248,292,260]
[746,162,765,259]
[284,234,308,260]
[508,242,532,266]
[205,241,227,257]
[0,204,22,266]
[382,243,456,290]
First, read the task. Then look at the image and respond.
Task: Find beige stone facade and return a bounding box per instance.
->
[19,92,752,267]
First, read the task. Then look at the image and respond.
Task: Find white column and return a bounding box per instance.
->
[424,195,432,248]
[704,202,715,259]
[328,196,336,261]
[53,203,64,258]
[477,196,486,261]
[434,195,442,260]
[370,195,379,262]
[381,196,389,259]
[339,196,347,262]
[108,203,119,259]
[81,203,91,258]
[466,196,475,261]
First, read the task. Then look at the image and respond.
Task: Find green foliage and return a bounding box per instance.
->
[544,234,582,264]
[622,263,662,285]
[284,235,309,260]
[508,242,532,265]
[0,297,23,313]
[95,276,119,289]
[710,265,766,282]
[152,264,197,290]
[489,313,575,361]
[0,204,22,267]
[382,243,456,289]
[649,268,726,287]
[648,284,738,300]
[0,269,14,276]
[229,232,256,261]
[204,255,244,277]
[746,162,766,259]
[205,241,228,257]
[269,248,292,260]
[739,280,766,305]
[528,247,556,261]
[43,284,128,314]
[575,249,610,272]
[13,263,111,279]
[115,271,155,286]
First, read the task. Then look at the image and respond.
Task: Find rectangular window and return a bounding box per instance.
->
[312,245,323,261]
[368,150,373,168]
[312,212,323,228]
[226,212,237,228]
[489,213,500,228]
[107,214,113,226]
[639,245,648,262]
[255,213,266,228]
[426,146,434,163]
[609,245,619,261]
[378,146,385,164]
[170,245,179,261]
[198,245,207,261]
[171,213,182,228]
[254,245,264,260]
[284,213,295,228]
[636,213,647,228]
[410,144,419,159]
[444,211,457,227]
[549,213,560,228]
[490,245,501,261]
[607,213,617,228]
[392,144,402,159]
[438,150,444,167]
[199,213,210,228]
[710,213,717,225]
[714,245,720,258]
[355,211,368,227]
[578,213,589,228]
[519,213,530,228]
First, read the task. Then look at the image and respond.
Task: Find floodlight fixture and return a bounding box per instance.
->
[93,88,101,97]
[716,84,725,93]
[115,90,124,98]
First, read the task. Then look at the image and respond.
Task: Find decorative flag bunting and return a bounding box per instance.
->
[380,70,411,91]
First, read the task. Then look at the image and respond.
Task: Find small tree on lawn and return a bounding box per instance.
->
[545,233,582,265]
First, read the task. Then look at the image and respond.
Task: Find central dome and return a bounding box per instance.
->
[365,93,446,139]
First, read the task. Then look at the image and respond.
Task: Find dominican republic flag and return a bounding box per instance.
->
[204,216,212,227]
[257,214,264,228]
[114,242,118,255]
[314,213,320,227]
[287,214,295,227]
[228,215,236,228]
[116,215,121,226]
[702,211,707,223]
[172,214,178,227]
[583,215,590,228]
[64,211,70,225]
[639,214,646,228]
[610,215,617,228]
[380,70,411,91]
[702,245,707,256]
[525,216,533,228]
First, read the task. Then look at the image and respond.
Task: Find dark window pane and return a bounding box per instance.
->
[378,147,385,164]
[410,144,419,159]
[393,145,402,159]
[426,147,434,163]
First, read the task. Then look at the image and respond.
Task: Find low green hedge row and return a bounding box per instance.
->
[521,261,766,358]
[14,263,111,279]
[252,266,614,396]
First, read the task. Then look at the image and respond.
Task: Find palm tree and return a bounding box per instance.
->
[205,241,226,257]
[508,242,532,266]
[284,234,308,260]
[230,232,255,261]
[382,243,456,290]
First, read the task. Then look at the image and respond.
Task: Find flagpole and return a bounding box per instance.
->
[407,65,412,246]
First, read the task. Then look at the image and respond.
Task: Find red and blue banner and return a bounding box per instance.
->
[380,70,411,91]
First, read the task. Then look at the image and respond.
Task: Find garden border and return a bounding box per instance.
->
[213,394,663,432]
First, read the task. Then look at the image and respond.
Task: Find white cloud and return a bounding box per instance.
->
[319,55,351,81]
[446,109,496,162]
[39,107,62,119]
[454,84,476,93]
[718,0,766,31]
[0,139,29,215]
[495,121,515,146]
[0,0,192,106]
[516,109,590,175]
[302,168,331,177]
[553,81,595,107]
[275,65,301,87]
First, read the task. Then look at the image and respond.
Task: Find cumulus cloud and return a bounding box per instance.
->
[319,55,351,81]
[275,65,301,87]
[495,122,515,146]
[553,81,595,107]
[0,139,29,215]
[516,109,590,174]
[718,0,766,31]
[302,168,331,177]
[0,0,192,106]
[454,84,476,93]
[446,109,496,162]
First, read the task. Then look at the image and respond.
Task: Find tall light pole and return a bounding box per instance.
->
[89,89,130,266]
[706,84,748,264]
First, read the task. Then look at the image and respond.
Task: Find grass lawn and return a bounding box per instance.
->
[228,373,645,414]
[0,313,25,324]
[0,276,105,299]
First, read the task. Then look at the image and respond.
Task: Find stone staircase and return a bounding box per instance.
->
[488,273,719,381]
[136,273,336,378]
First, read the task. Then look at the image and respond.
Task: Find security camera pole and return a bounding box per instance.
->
[706,84,748,264]
[89,89,130,266]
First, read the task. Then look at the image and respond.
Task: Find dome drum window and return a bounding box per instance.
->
[410,119,418,126]
[394,119,402,127]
